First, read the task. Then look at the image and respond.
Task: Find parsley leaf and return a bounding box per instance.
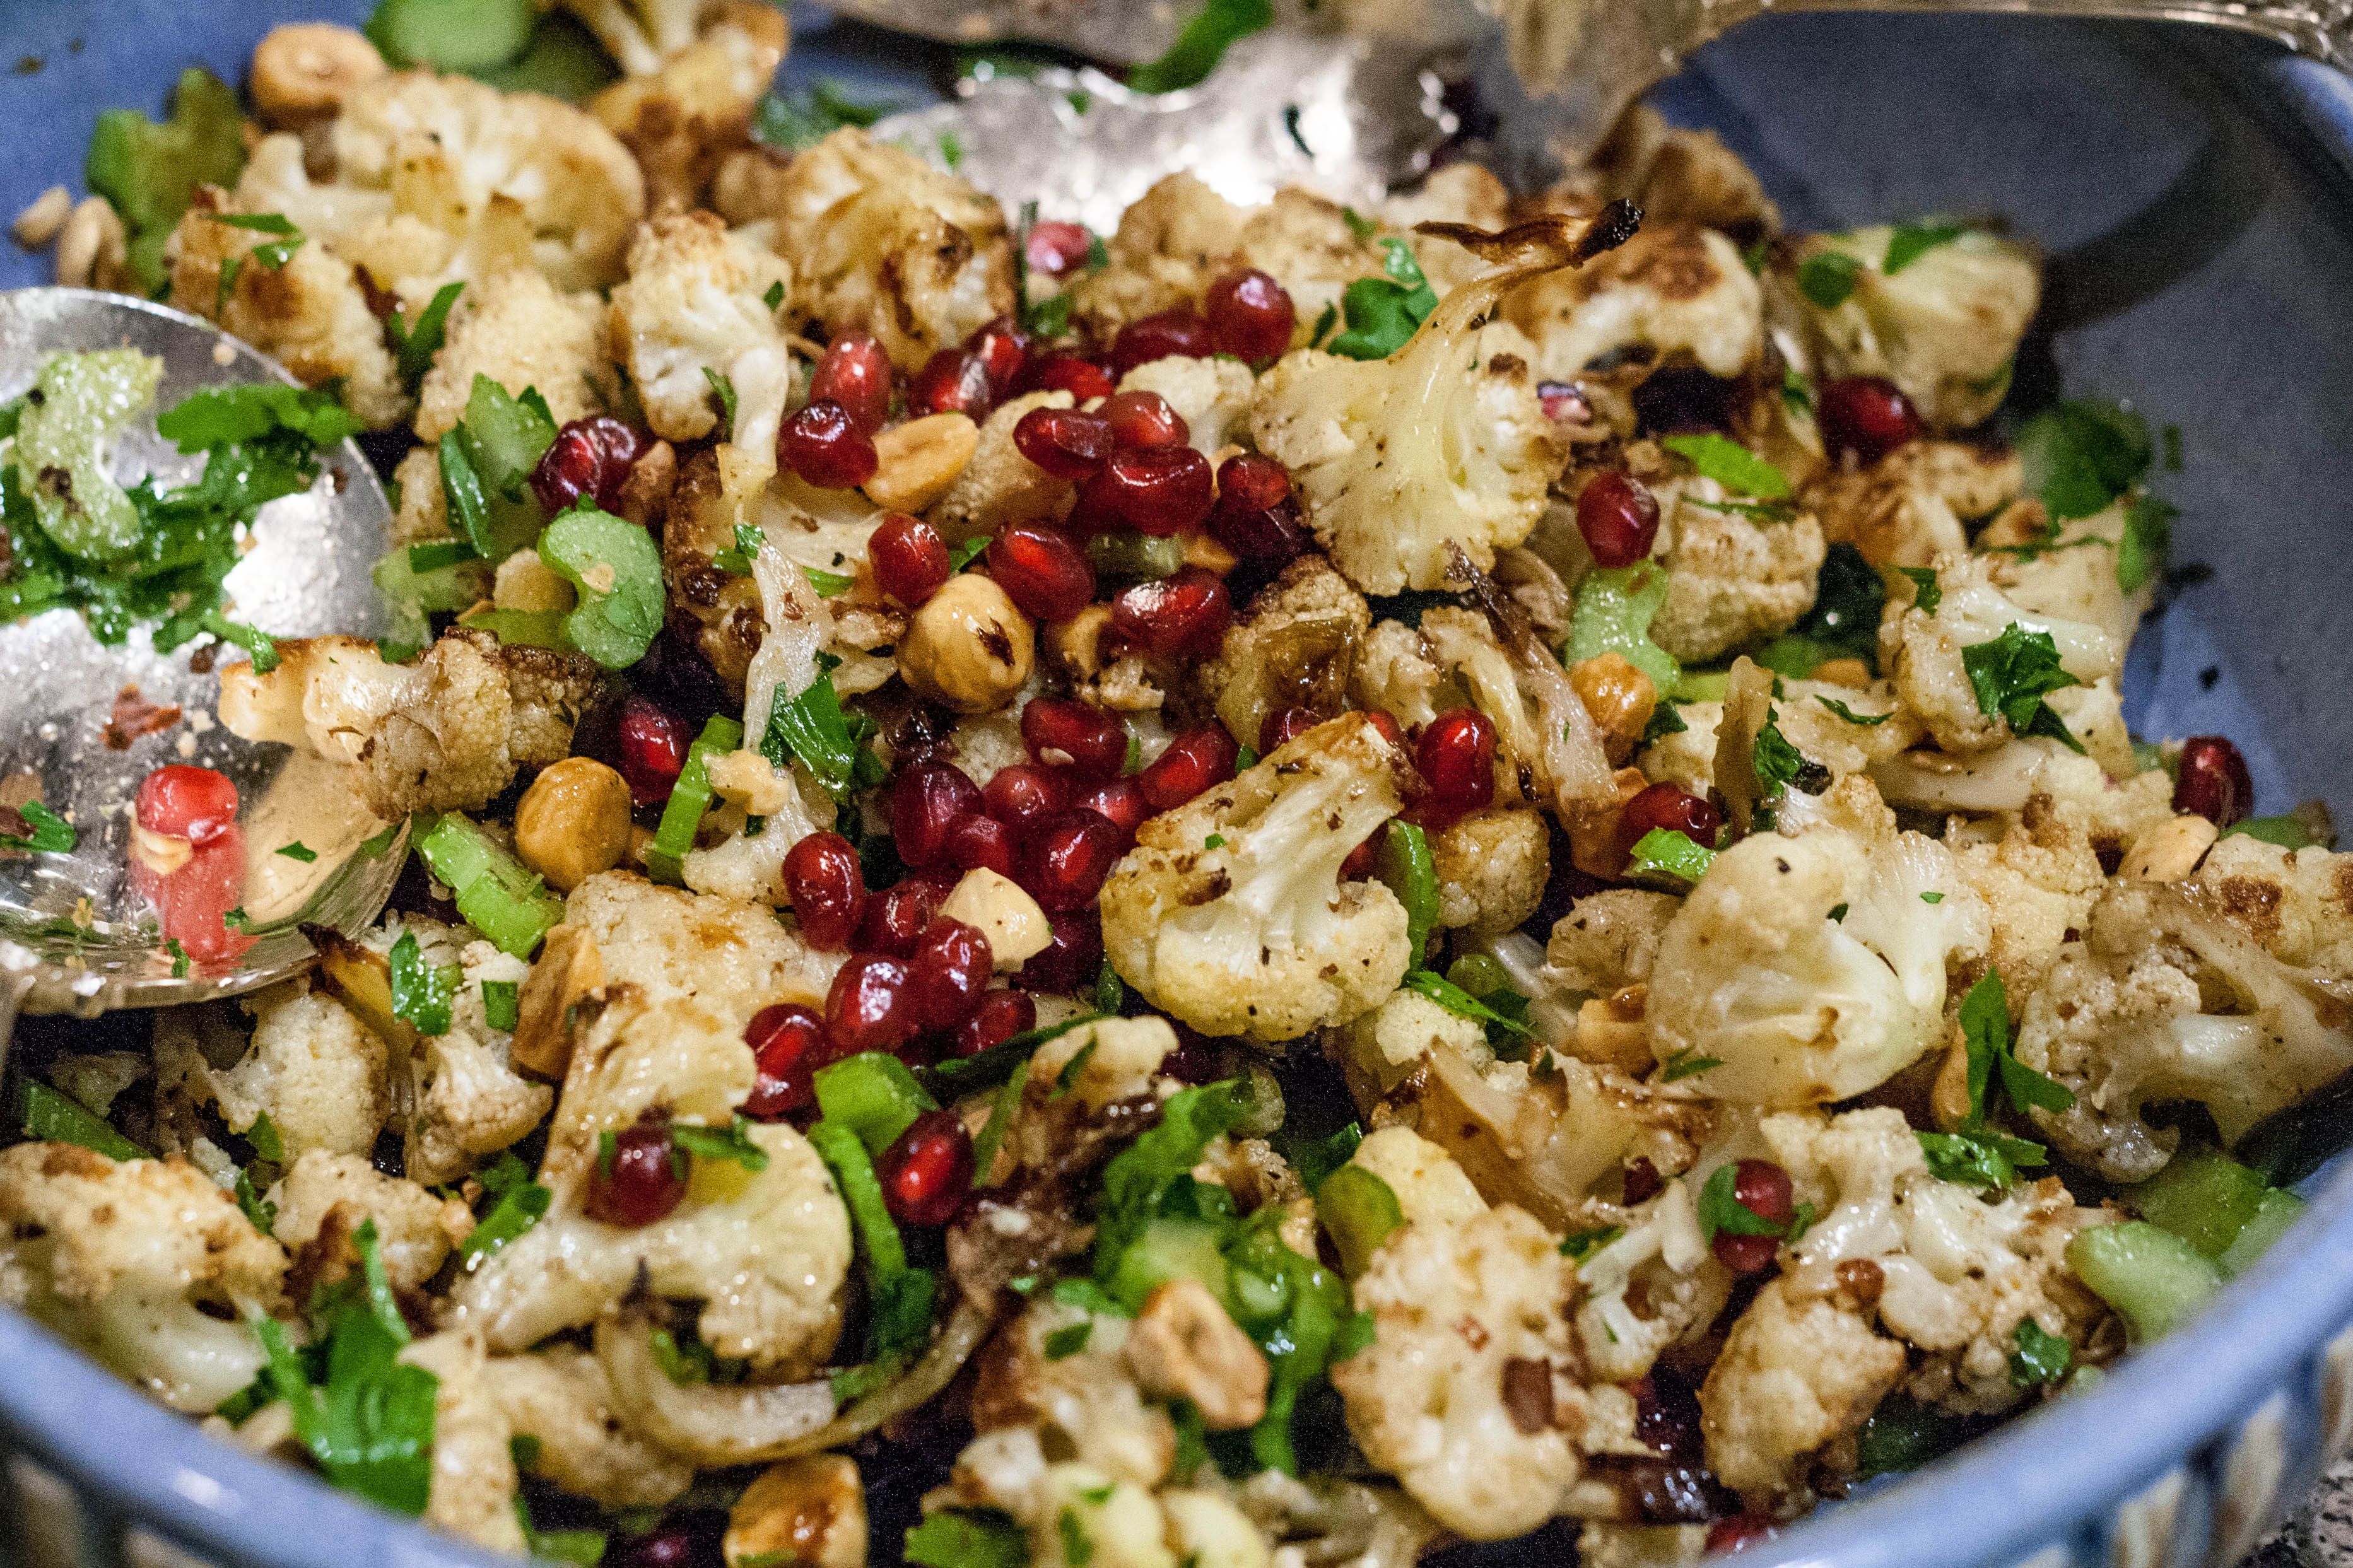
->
[156,382,361,451]
[1916,1128,2048,1189]
[387,283,464,394]
[1092,1079,1256,1273]
[247,1111,285,1162]
[1698,1163,1795,1241]
[1899,565,1942,614]
[1758,543,1885,675]
[1397,970,1535,1039]
[1818,696,1892,726]
[388,929,459,1037]
[1959,971,2075,1119]
[1962,624,2084,752]
[275,841,318,862]
[2009,1318,2073,1387]
[0,800,76,853]
[1125,0,1274,93]
[1660,1052,1723,1083]
[164,937,191,977]
[673,1115,771,1173]
[1043,1321,1093,1360]
[763,280,785,310]
[1626,827,1715,885]
[2016,401,2152,520]
[1327,239,1438,360]
[1641,702,1689,745]
[235,1167,276,1232]
[904,1510,1029,1568]
[456,1151,549,1267]
[1883,221,1965,274]
[1561,1225,1624,1262]
[753,78,900,149]
[1797,249,1862,309]
[703,368,737,436]
[1752,707,1817,798]
[948,535,990,571]
[1661,433,1789,500]
[2117,494,2174,594]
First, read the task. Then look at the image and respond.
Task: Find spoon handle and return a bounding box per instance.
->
[1766,0,2350,61]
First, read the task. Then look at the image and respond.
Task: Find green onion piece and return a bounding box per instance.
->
[1374,820,1437,966]
[457,607,569,650]
[20,1081,146,1161]
[1103,1217,1230,1315]
[807,1119,908,1279]
[645,714,744,885]
[813,1053,938,1157]
[1316,1164,1403,1277]
[413,812,565,958]
[2127,1147,2268,1260]
[481,980,520,1032]
[2064,1221,2222,1342]
[968,1057,1030,1191]
[365,0,537,71]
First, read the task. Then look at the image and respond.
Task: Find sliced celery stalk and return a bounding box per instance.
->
[1105,1218,1230,1314]
[814,1053,938,1157]
[2218,1187,2306,1278]
[2066,1220,2223,1342]
[1317,1163,1403,1277]
[413,812,565,957]
[2128,1147,2267,1259]
[1375,820,1437,967]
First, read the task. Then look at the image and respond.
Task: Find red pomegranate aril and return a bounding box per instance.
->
[1706,1516,1776,1556]
[1713,1231,1780,1273]
[585,1115,687,1227]
[955,988,1036,1057]
[876,1108,976,1227]
[1340,838,1377,879]
[1110,308,1214,377]
[1161,1023,1226,1084]
[1204,268,1296,361]
[1111,566,1231,657]
[2173,735,2254,826]
[910,349,995,419]
[1214,453,1291,517]
[1537,380,1592,424]
[1018,353,1116,403]
[1026,219,1094,276]
[1018,910,1103,992]
[891,761,983,868]
[966,316,1030,390]
[1072,778,1147,846]
[826,953,920,1054]
[1098,390,1188,451]
[1023,809,1127,910]
[1617,783,1723,864]
[909,916,992,1029]
[743,1003,835,1120]
[1732,1159,1795,1226]
[136,764,241,845]
[778,401,879,489]
[1576,472,1662,568]
[1417,709,1498,811]
[609,1526,699,1568]
[1623,1156,1664,1205]
[946,812,1017,876]
[983,763,1071,830]
[1260,706,1318,753]
[1817,375,1924,464]
[132,765,252,964]
[987,525,1097,623]
[1021,697,1129,781]
[809,332,892,433]
[1094,446,1214,535]
[531,415,644,515]
[782,832,867,950]
[1363,710,1404,749]
[860,881,940,957]
[614,695,689,807]
[1012,406,1115,479]
[1209,495,1313,567]
[1139,725,1240,811]
[870,512,952,606]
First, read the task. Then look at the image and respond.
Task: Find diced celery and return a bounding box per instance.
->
[457,607,568,649]
[1565,564,1679,694]
[539,506,665,669]
[1083,530,1185,581]
[364,0,537,71]
[1316,1164,1402,1277]
[645,715,744,885]
[459,375,556,496]
[20,1081,146,1162]
[373,544,494,614]
[413,812,565,957]
[1375,820,1437,967]
[814,1053,938,1157]
[2065,1221,2223,1342]
[2128,1147,2267,1258]
[15,350,162,561]
[85,68,245,291]
[1105,1218,1230,1314]
[2218,1187,2306,1278]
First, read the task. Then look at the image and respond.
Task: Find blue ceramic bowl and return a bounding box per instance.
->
[3,9,2352,1567]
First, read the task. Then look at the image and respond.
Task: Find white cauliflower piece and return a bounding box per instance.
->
[1637,698,1721,796]
[399,1330,528,1554]
[1990,494,2155,665]
[2188,834,2353,986]
[1415,601,1619,819]
[1698,1271,1906,1494]
[560,0,704,75]
[1503,223,1762,382]
[1197,554,1370,754]
[2014,882,2353,1180]
[1335,987,1491,1100]
[1117,353,1257,457]
[1332,1205,1588,1540]
[1948,802,2109,1000]
[1100,714,1411,1043]
[480,1345,695,1507]
[1347,1127,1487,1232]
[218,629,603,819]
[1880,553,2121,756]
[413,267,613,442]
[162,978,391,1161]
[1646,476,1828,664]
[1248,218,1605,594]
[0,1144,286,1412]
[1570,1175,1731,1384]
[267,1151,472,1290]
[764,128,1013,371]
[927,389,1078,547]
[1542,889,1681,997]
[1804,440,2019,570]
[608,211,794,462]
[402,930,551,1185]
[1060,173,1248,340]
[586,8,785,208]
[1429,807,1549,935]
[563,870,845,1029]
[970,1297,1176,1488]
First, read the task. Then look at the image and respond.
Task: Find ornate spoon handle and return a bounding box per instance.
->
[1769,0,2350,59]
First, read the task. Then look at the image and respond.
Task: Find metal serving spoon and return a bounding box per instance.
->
[0,288,404,1051]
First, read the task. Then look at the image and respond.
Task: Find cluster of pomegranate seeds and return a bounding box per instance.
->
[988,526,1096,622]
[132,764,252,962]
[870,512,952,606]
[1138,725,1240,812]
[809,331,891,432]
[1259,706,1318,753]
[1207,453,1310,568]
[1203,268,1297,361]
[1713,1158,1795,1273]
[1617,782,1723,863]
[744,1003,836,1120]
[1026,219,1094,276]
[1109,308,1214,377]
[1416,708,1498,814]
[1110,567,1232,657]
[778,401,879,489]
[1576,472,1662,568]
[954,988,1036,1057]
[783,831,867,949]
[531,416,647,515]
[585,1113,688,1227]
[876,1108,977,1226]
[946,813,1015,875]
[2173,735,2254,826]
[1817,375,1924,464]
[613,694,689,807]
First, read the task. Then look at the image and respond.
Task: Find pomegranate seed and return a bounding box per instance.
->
[1138,725,1239,810]
[783,832,867,950]
[954,988,1036,1057]
[1022,809,1127,910]
[1209,495,1313,568]
[1817,376,1923,464]
[743,1003,835,1120]
[1091,447,1214,535]
[136,764,240,845]
[870,512,951,606]
[1576,472,1662,568]
[826,953,920,1055]
[132,764,250,963]
[891,761,983,869]
[1161,1023,1226,1084]
[2173,736,2253,826]
[1214,453,1291,517]
[1026,220,1093,276]
[1417,709,1498,811]
[1732,1159,1795,1226]
[909,916,992,1029]
[1203,268,1296,361]
[876,1108,975,1227]
[910,349,994,419]
[1713,1232,1780,1273]
[1016,353,1116,402]
[1340,838,1377,879]
[1617,783,1722,865]
[614,695,689,807]
[1259,706,1318,753]
[965,316,1030,390]
[1071,778,1147,847]
[1707,1516,1776,1556]
[1021,697,1129,781]
[778,401,879,489]
[1012,406,1115,479]
[1018,910,1103,992]
[1537,381,1592,424]
[609,1526,698,1568]
[860,881,939,957]
[1098,390,1188,451]
[531,415,643,515]
[585,1114,686,1227]
[1363,710,1405,750]
[1624,1156,1663,1205]
[946,812,1017,876]
[1111,566,1231,657]
[1110,308,1213,377]
[987,525,1096,623]
[809,332,891,433]
[983,763,1071,831]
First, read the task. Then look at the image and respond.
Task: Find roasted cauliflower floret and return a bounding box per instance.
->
[1571,1173,1733,1384]
[1060,172,1250,340]
[151,979,390,1161]
[1412,600,1619,819]
[926,389,1078,546]
[608,211,794,460]
[587,5,787,208]
[764,128,1013,371]
[1336,987,1491,1101]
[1948,800,2109,1000]
[0,1144,287,1413]
[217,629,602,819]
[1332,1204,1588,1540]
[1197,554,1370,751]
[1988,494,2155,664]
[1542,889,1681,997]
[1503,223,1762,384]
[1698,1271,1905,1495]
[1429,807,1549,935]
[1580,105,1780,240]
[1118,354,1256,457]
[267,1151,472,1290]
[2187,834,2353,985]
[1804,440,2020,569]
[480,1344,696,1508]
[563,870,845,1029]
[970,1297,1178,1487]
[2014,882,2353,1181]
[1880,553,2121,756]
[1101,714,1412,1044]
[1648,478,1827,664]
[413,267,613,442]
[399,1330,528,1553]
[390,927,552,1184]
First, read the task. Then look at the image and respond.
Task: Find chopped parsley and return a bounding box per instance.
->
[455,1151,550,1267]
[2117,494,2174,594]
[1327,238,1438,361]
[1818,696,1892,726]
[0,801,76,853]
[763,280,785,311]
[1641,701,1689,744]
[387,929,460,1038]
[387,282,464,394]
[1920,891,1944,904]
[1561,1225,1625,1262]
[1796,249,1862,309]
[1959,971,2075,1121]
[2008,1318,2074,1387]
[903,1510,1028,1568]
[1882,220,1966,274]
[673,1115,771,1173]
[1961,624,2084,752]
[275,841,318,862]
[210,213,305,315]
[761,652,888,803]
[1626,827,1715,886]
[1397,969,1535,1039]
[1660,432,1790,500]
[1043,1322,1093,1360]
[2016,400,2152,522]
[702,367,737,436]
[1916,1128,2048,1190]
[1660,1051,1724,1083]
[1124,0,1274,93]
[247,1111,285,1163]
[164,937,191,977]
[1899,565,1942,613]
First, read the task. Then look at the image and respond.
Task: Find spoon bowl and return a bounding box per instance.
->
[0,287,402,1031]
